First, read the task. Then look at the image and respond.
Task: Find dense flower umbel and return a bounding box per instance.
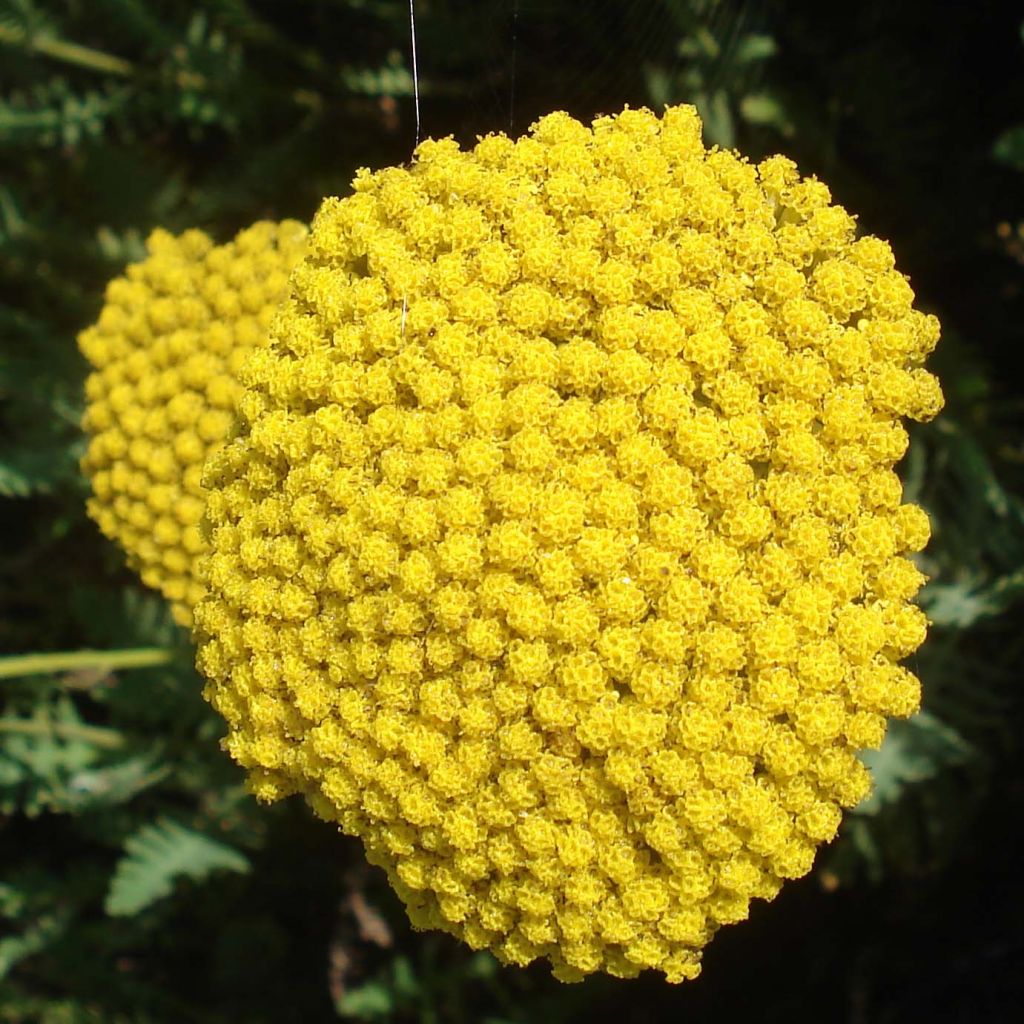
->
[195,106,943,982]
[80,221,308,625]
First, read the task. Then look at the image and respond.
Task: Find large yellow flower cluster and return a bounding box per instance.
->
[79,220,308,625]
[195,105,942,982]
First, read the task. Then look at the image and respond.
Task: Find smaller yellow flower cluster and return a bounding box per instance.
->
[79,221,308,625]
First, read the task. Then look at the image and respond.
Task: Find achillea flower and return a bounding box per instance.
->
[194,105,942,982]
[79,220,308,625]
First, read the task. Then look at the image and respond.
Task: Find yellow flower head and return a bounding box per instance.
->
[79,220,308,625]
[194,106,942,983]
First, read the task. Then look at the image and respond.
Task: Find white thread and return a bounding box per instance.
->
[409,0,421,149]
[402,1,421,338]
[509,0,519,134]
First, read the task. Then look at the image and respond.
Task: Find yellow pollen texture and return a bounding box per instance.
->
[79,220,308,625]
[194,106,943,983]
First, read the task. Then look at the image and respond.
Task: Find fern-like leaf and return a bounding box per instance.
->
[857,712,974,815]
[105,818,249,916]
[0,77,129,148]
[0,448,66,497]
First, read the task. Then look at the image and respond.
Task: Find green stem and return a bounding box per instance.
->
[0,25,135,77]
[0,648,173,680]
[0,718,125,749]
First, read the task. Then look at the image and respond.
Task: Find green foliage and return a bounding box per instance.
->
[2,2,1023,1022]
[992,22,1024,169]
[0,897,70,983]
[333,932,599,1024]
[858,713,974,816]
[644,1,789,146]
[105,818,250,916]
[993,124,1024,170]
[1,685,131,816]
[0,77,130,148]
[336,950,497,1023]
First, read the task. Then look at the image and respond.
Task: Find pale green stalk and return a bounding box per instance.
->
[0,25,134,77]
[0,647,172,680]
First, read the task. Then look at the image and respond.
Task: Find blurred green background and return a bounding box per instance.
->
[2,1,1024,1021]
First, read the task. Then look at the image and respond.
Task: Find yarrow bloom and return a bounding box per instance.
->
[194,106,943,982]
[79,220,308,625]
